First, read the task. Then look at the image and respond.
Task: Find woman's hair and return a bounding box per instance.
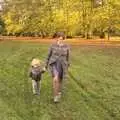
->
[53,32,65,40]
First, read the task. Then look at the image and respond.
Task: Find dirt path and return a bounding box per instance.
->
[0,36,120,46]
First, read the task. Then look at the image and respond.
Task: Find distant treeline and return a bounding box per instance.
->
[0,0,120,38]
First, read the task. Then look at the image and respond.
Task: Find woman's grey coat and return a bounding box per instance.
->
[46,43,70,79]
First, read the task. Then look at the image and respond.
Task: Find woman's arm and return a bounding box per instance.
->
[66,45,70,66]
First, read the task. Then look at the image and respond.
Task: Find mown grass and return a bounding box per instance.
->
[0,41,120,120]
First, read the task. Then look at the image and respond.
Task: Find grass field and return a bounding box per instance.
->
[0,41,120,120]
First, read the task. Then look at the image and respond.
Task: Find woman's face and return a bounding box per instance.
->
[57,36,64,44]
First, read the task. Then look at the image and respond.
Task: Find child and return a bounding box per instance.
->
[29,58,46,95]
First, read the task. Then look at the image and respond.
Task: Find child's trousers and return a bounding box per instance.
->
[32,80,41,95]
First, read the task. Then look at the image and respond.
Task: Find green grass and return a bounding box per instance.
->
[0,41,120,120]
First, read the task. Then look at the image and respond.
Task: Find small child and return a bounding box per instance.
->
[29,58,46,95]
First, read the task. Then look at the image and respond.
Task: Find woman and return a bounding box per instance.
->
[46,32,70,103]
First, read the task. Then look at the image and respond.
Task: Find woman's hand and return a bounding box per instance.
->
[43,67,47,72]
[68,63,70,67]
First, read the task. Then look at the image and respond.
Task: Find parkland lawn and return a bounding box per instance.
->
[0,41,120,120]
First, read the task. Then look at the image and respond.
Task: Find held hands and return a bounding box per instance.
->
[45,64,48,70]
[43,67,47,72]
[68,63,70,67]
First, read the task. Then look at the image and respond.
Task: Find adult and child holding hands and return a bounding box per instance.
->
[29,32,70,103]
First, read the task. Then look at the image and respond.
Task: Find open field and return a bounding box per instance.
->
[0,41,120,120]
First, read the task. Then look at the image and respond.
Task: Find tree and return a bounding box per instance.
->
[0,17,5,34]
[1,0,120,38]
